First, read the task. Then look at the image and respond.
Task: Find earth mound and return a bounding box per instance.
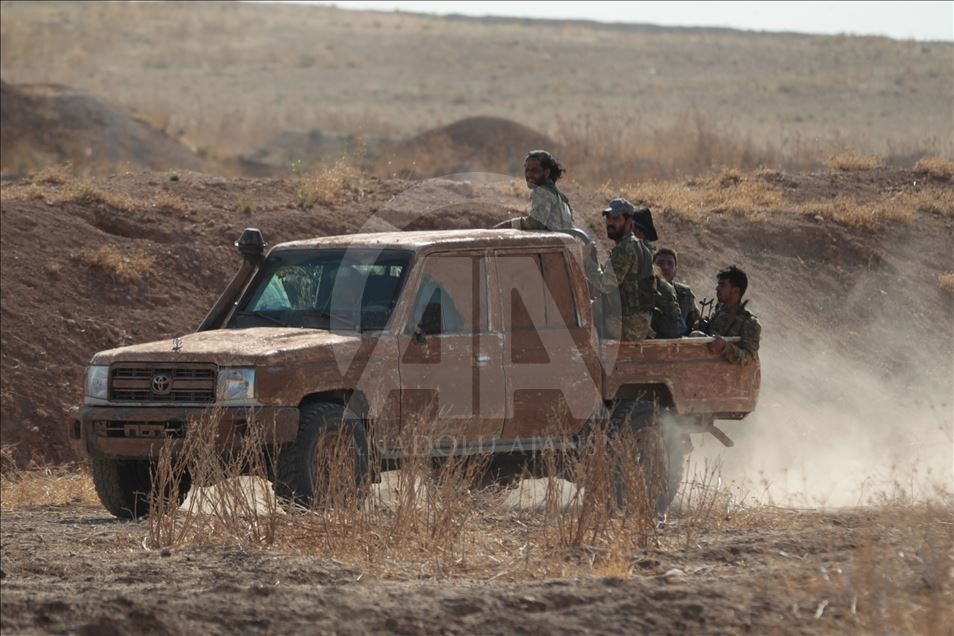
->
[378,116,556,178]
[0,81,202,176]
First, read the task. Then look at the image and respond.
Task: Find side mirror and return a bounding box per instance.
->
[414,325,426,344]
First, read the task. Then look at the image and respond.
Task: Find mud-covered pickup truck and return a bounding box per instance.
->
[70,228,760,518]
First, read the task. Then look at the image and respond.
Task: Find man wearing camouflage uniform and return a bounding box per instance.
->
[654,247,701,334]
[705,265,761,365]
[652,275,684,339]
[495,150,574,231]
[584,199,656,341]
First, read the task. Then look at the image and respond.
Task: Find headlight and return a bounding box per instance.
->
[86,365,109,401]
[216,368,256,405]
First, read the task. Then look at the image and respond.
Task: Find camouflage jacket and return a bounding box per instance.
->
[652,277,684,339]
[673,282,701,334]
[706,300,761,365]
[512,182,574,231]
[585,233,655,315]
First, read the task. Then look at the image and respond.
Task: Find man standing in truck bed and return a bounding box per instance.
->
[495,150,574,231]
[705,265,761,365]
[585,198,656,341]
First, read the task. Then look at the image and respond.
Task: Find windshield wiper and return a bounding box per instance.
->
[235,311,288,327]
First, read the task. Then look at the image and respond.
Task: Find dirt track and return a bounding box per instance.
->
[6,501,948,635]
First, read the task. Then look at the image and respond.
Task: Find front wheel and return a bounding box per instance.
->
[91,457,191,519]
[273,403,370,509]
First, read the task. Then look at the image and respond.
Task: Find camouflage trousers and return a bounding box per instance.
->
[606,311,653,342]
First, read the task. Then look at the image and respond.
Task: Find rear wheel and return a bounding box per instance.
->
[91,457,191,519]
[273,403,370,508]
[610,400,686,515]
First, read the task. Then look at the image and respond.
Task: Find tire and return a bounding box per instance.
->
[273,402,370,508]
[91,457,191,519]
[609,400,686,515]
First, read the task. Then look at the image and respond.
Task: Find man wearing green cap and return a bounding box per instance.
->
[495,150,574,231]
[584,198,656,341]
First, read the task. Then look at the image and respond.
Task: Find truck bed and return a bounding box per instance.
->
[601,336,760,419]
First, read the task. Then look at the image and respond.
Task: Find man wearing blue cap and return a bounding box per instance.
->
[584,198,656,341]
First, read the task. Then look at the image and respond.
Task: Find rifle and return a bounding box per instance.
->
[697,297,716,333]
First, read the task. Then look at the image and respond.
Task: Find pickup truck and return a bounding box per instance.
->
[70,228,760,518]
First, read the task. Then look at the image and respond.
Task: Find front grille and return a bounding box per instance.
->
[109,363,216,403]
[94,420,187,439]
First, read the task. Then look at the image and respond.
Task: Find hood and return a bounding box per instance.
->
[91,327,363,366]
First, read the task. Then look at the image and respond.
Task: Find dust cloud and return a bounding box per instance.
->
[692,325,953,508]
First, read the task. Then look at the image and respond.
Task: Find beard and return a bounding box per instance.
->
[606,225,625,241]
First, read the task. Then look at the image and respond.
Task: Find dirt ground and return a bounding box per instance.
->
[1,500,950,635]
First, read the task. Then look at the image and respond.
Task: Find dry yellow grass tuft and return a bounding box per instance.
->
[825,151,883,172]
[54,182,139,212]
[938,273,954,296]
[3,177,142,213]
[0,182,48,202]
[33,163,73,186]
[619,171,784,223]
[914,157,954,181]
[76,245,156,284]
[0,446,99,510]
[149,190,191,214]
[296,159,361,208]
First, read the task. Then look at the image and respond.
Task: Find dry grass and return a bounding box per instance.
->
[149,190,191,215]
[53,182,139,212]
[296,159,362,208]
[75,245,156,284]
[938,273,954,296]
[792,494,954,634]
[0,445,98,510]
[139,410,668,580]
[825,151,883,172]
[2,176,140,213]
[617,170,785,224]
[914,157,954,182]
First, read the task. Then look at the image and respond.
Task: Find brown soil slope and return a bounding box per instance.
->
[0,81,203,176]
[0,168,952,465]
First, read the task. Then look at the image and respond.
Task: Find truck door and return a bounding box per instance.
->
[397,252,505,448]
[494,249,602,440]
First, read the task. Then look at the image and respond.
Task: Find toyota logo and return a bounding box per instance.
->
[151,374,172,395]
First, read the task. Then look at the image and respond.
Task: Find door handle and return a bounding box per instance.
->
[476,354,492,366]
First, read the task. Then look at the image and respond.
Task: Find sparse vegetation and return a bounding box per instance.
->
[76,245,156,284]
[939,272,954,296]
[296,159,361,208]
[150,190,190,214]
[825,151,883,172]
[915,157,954,182]
[0,445,98,510]
[234,191,255,214]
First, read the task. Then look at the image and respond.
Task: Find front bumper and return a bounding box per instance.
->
[68,405,299,459]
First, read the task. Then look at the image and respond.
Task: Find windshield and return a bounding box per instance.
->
[227,249,412,332]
